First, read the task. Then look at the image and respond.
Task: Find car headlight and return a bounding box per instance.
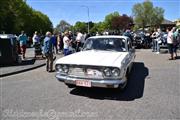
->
[103,68,112,77]
[56,64,69,73]
[62,65,69,73]
[112,68,120,77]
[56,64,63,72]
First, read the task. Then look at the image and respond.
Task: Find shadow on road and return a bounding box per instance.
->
[0,58,35,67]
[175,56,180,60]
[70,62,149,101]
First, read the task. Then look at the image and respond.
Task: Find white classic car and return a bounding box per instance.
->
[55,36,135,89]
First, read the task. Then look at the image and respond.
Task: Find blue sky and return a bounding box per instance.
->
[26,0,180,27]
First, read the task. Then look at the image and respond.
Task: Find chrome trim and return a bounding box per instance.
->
[56,74,126,88]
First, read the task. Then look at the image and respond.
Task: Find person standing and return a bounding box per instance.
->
[151,28,161,54]
[51,33,58,54]
[18,31,28,60]
[155,28,162,54]
[75,32,83,52]
[32,31,40,46]
[43,31,54,72]
[173,28,179,59]
[167,28,175,60]
[151,29,157,52]
[63,31,71,56]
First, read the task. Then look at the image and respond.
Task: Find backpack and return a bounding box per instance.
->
[173,32,180,45]
[177,33,180,45]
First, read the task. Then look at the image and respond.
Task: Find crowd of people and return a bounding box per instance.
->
[16,27,179,72]
[150,27,180,60]
[19,30,86,72]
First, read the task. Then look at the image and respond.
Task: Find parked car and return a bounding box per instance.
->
[133,31,151,48]
[0,34,21,65]
[159,32,168,48]
[55,36,136,90]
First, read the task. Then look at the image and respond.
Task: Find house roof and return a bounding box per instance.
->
[161,19,176,25]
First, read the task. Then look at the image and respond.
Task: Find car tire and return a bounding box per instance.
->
[118,71,128,90]
[65,84,76,88]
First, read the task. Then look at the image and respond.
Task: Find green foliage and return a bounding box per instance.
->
[0,0,53,35]
[90,22,106,34]
[132,0,164,30]
[111,14,133,31]
[104,11,120,30]
[74,21,87,33]
[54,20,72,33]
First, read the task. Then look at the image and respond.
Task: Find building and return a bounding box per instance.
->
[174,19,180,27]
[160,19,176,31]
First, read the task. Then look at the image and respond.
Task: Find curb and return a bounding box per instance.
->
[0,63,46,78]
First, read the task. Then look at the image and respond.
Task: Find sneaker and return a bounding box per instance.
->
[156,52,160,54]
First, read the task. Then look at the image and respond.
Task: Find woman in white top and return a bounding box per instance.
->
[63,31,71,56]
[167,28,174,60]
[32,31,39,45]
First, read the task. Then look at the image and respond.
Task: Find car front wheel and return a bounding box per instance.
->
[118,70,129,90]
[65,83,76,88]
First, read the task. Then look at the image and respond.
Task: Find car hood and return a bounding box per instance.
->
[56,50,128,67]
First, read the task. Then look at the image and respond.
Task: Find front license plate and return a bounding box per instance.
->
[76,80,91,87]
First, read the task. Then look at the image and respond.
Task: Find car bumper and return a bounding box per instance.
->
[55,74,126,88]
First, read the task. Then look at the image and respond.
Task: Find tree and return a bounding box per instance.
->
[73,21,87,33]
[55,20,71,33]
[111,14,133,31]
[150,7,164,27]
[132,0,164,30]
[104,11,120,30]
[90,22,106,34]
[0,0,53,35]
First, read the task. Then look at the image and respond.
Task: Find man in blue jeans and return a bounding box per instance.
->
[151,28,161,54]
[43,31,54,72]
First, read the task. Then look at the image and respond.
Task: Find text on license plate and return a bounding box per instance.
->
[76,80,91,87]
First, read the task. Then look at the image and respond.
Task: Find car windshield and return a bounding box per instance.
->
[82,38,126,52]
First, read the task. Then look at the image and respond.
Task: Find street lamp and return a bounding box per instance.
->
[81,6,90,34]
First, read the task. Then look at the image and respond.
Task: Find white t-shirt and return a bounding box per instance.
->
[76,33,83,42]
[32,34,39,43]
[167,31,173,44]
[63,36,69,49]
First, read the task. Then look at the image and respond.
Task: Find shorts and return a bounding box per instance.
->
[168,44,173,54]
[173,44,178,53]
[20,45,26,54]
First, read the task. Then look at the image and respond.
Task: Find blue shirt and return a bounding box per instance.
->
[18,34,27,45]
[43,36,53,54]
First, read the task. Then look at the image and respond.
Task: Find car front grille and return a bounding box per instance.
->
[68,66,104,79]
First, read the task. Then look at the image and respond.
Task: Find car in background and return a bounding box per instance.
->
[159,32,168,48]
[133,31,151,48]
[55,35,135,90]
[0,34,21,65]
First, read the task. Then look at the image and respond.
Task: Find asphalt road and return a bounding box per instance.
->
[0,49,180,120]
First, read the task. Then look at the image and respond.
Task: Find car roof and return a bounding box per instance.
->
[0,34,17,39]
[88,35,129,40]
